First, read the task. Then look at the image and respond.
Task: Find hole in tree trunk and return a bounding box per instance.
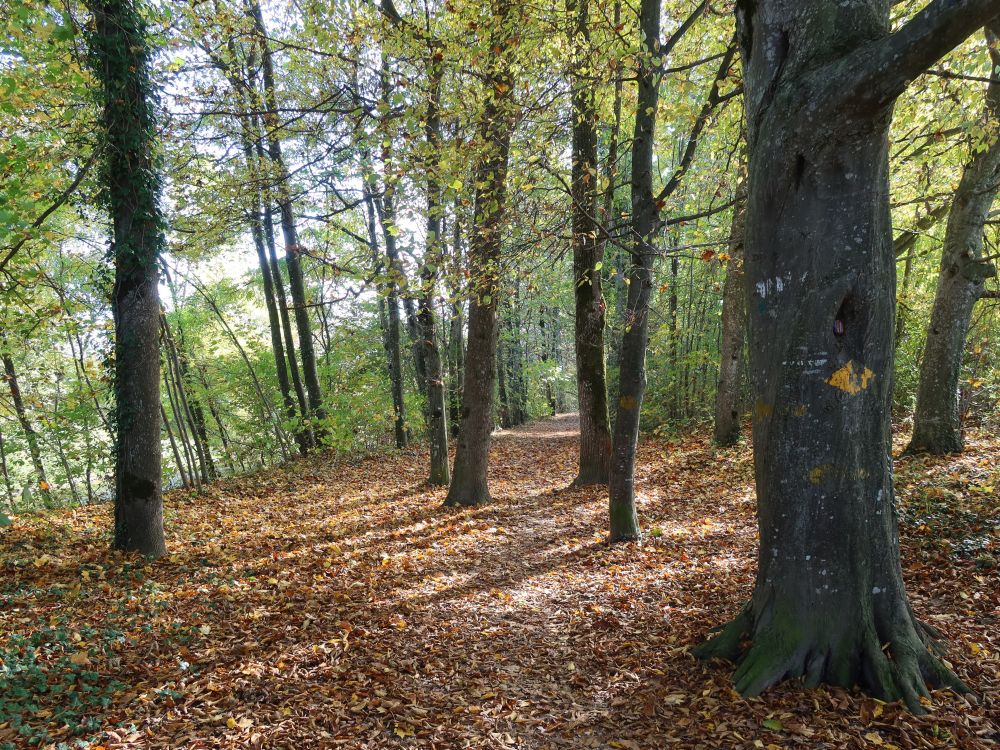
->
[793,153,806,190]
[833,292,865,358]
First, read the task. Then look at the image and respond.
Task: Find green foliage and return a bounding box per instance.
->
[0,626,126,747]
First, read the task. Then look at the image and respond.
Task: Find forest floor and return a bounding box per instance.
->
[0,414,998,750]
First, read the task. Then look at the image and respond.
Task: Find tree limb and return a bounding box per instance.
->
[842,0,1000,113]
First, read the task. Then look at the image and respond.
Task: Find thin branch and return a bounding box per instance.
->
[0,149,99,275]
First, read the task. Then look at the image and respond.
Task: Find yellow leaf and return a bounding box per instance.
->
[69,651,90,666]
[394,724,415,738]
[865,732,884,745]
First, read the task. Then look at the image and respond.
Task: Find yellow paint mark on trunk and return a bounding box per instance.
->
[826,360,875,396]
[809,464,832,485]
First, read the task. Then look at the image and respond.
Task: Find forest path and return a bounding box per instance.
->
[0,420,997,748]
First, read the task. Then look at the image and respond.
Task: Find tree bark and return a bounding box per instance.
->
[87,0,166,558]
[362,173,408,448]
[250,0,327,442]
[694,0,1000,710]
[568,0,612,485]
[161,402,189,489]
[0,425,15,511]
[713,180,747,446]
[238,107,308,455]
[1,350,50,506]
[907,25,1000,454]
[608,0,679,541]
[419,44,450,485]
[444,0,515,507]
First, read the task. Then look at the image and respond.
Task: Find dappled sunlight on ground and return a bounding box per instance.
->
[0,416,997,748]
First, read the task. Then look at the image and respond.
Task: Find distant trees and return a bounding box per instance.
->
[86,0,166,558]
[695,0,1000,709]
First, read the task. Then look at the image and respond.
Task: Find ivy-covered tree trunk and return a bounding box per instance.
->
[713,182,747,446]
[568,0,612,486]
[907,25,1000,455]
[694,0,1000,710]
[1,350,51,506]
[444,0,515,507]
[87,0,166,558]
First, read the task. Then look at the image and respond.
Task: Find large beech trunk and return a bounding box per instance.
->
[88,0,166,558]
[907,26,1000,455]
[695,0,1000,710]
[444,0,514,507]
[713,182,747,446]
[568,0,612,486]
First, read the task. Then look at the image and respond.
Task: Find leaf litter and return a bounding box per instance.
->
[0,414,997,748]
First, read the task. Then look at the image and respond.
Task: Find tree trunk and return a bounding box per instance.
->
[0,426,15,511]
[1,351,51,506]
[241,122,308,455]
[569,0,612,485]
[261,183,310,439]
[164,362,201,492]
[161,402,189,489]
[907,26,1000,454]
[87,0,166,558]
[362,174,408,448]
[693,0,999,710]
[251,0,326,442]
[608,0,664,542]
[449,299,465,436]
[419,46,450,485]
[713,181,747,445]
[444,0,515,507]
[161,314,212,484]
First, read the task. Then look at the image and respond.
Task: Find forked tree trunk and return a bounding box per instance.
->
[444,0,515,507]
[568,0,612,486]
[907,26,1000,455]
[87,0,166,558]
[694,0,1000,710]
[713,180,747,446]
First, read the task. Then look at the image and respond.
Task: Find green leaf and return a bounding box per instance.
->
[762,719,783,732]
[0,512,10,527]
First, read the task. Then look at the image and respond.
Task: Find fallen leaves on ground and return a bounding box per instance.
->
[0,414,997,749]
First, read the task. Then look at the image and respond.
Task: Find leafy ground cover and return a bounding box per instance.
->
[0,414,997,749]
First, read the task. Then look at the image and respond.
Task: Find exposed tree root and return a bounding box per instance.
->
[694,603,969,714]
